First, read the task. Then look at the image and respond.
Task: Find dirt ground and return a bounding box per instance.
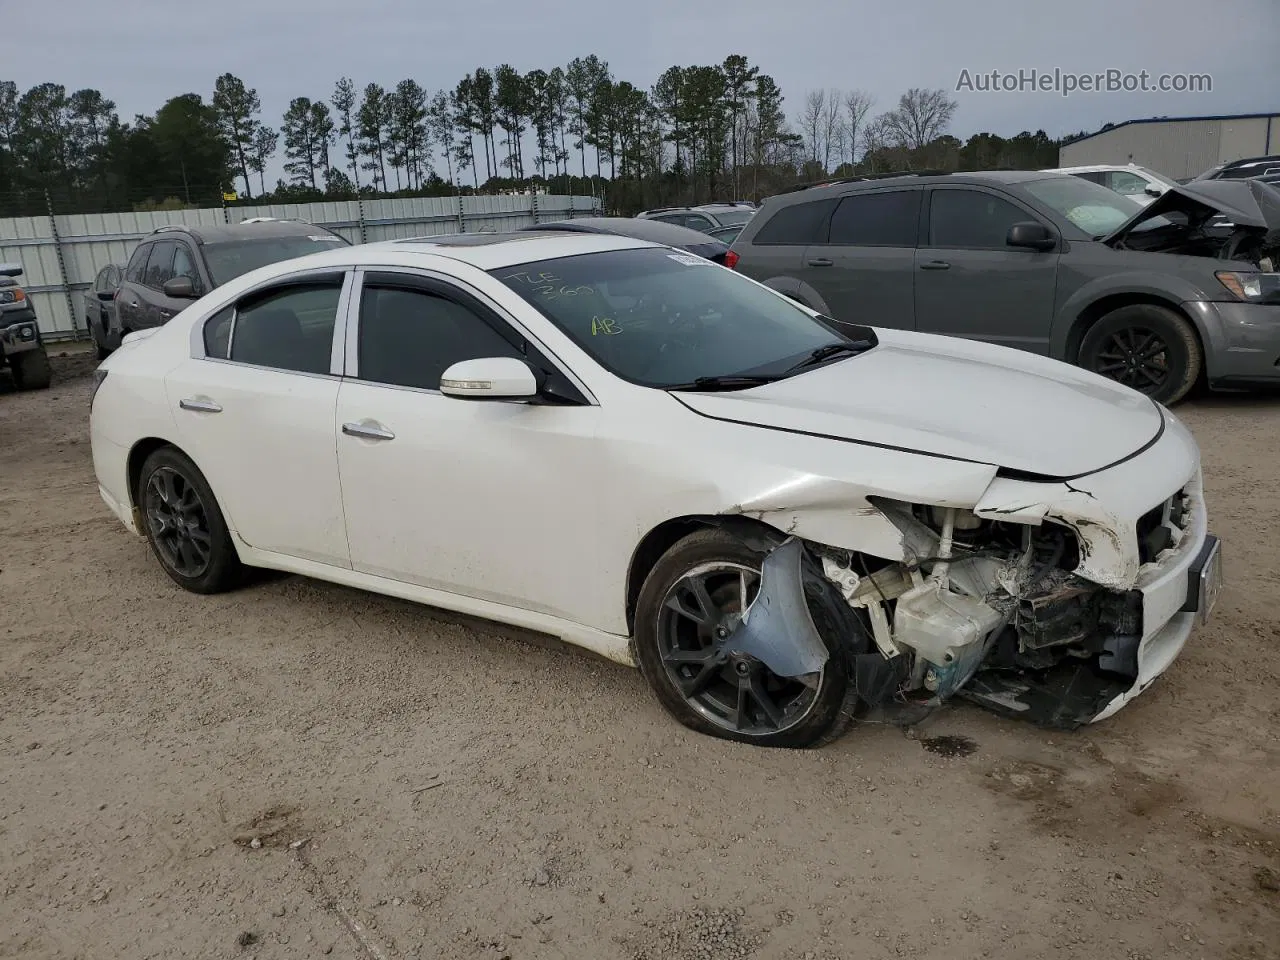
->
[2,346,1278,960]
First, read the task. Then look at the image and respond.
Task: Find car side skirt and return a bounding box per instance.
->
[231,535,637,668]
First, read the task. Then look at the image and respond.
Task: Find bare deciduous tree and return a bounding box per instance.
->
[881,87,957,150]
[841,90,874,167]
[820,88,841,172]
[801,89,825,167]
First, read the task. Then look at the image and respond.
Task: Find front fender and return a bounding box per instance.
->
[1051,268,1212,359]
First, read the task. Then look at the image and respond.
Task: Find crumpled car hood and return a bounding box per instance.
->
[1104,177,1280,243]
[669,329,1163,480]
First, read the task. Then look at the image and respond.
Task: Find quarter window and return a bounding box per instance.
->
[356,284,524,391]
[928,189,1034,249]
[827,190,920,247]
[751,198,836,245]
[225,279,343,374]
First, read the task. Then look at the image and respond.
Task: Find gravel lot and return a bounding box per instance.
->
[2,347,1278,960]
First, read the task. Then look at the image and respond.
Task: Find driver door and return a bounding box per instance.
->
[335,270,604,623]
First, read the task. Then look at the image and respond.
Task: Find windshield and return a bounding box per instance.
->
[1024,176,1144,238]
[203,234,348,284]
[492,247,854,388]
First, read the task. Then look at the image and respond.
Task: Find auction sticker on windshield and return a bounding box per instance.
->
[667,253,709,266]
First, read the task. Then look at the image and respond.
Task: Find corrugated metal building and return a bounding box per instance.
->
[0,193,600,340]
[1058,112,1280,181]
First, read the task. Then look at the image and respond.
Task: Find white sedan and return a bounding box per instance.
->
[89,232,1222,748]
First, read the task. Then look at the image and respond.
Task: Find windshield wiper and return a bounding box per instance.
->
[784,340,874,373]
[666,374,784,392]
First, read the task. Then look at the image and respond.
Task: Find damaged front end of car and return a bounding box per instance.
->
[718,473,1218,731]
[1104,177,1280,276]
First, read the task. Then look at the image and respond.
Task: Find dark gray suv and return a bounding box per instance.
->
[109,219,348,354]
[729,171,1280,404]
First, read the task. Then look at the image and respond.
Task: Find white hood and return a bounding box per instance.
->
[671,329,1163,480]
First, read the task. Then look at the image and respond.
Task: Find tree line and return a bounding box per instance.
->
[0,58,1076,217]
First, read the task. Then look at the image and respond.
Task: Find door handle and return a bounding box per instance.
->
[159,310,173,321]
[920,260,951,270]
[806,257,834,267]
[342,421,395,441]
[179,397,222,413]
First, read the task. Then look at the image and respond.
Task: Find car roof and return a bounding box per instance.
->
[148,220,339,244]
[767,169,1072,204]
[522,216,728,246]
[1047,164,1155,174]
[353,231,653,270]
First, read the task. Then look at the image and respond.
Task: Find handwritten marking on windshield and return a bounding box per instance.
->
[591,316,622,336]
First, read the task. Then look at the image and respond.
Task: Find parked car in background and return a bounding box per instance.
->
[636,202,756,234]
[84,264,124,359]
[111,219,348,347]
[1045,163,1176,205]
[90,231,1220,746]
[1193,155,1280,181]
[708,224,745,244]
[520,216,732,264]
[729,171,1280,405]
[0,262,51,390]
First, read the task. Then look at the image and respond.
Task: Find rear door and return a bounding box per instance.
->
[138,240,179,328]
[799,188,920,327]
[165,269,352,566]
[913,185,1060,353]
[116,243,153,333]
[733,197,835,295]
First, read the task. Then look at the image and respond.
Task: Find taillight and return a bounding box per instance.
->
[724,250,739,270]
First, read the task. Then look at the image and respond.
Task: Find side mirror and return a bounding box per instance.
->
[162,276,198,299]
[1144,184,1163,197]
[439,357,541,401]
[1006,222,1056,252]
[97,289,117,302]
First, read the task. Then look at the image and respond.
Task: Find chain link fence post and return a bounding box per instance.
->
[357,196,368,244]
[45,191,81,339]
[457,191,465,233]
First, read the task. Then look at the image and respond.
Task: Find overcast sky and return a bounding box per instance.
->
[6,0,1277,186]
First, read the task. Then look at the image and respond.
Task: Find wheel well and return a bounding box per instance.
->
[624,515,786,634]
[1068,293,1205,365]
[126,438,177,509]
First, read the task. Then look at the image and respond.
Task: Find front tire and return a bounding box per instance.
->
[633,527,868,748]
[138,446,242,594]
[10,348,52,390]
[1079,304,1201,405]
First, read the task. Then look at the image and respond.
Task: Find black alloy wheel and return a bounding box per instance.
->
[656,560,821,737]
[144,466,213,579]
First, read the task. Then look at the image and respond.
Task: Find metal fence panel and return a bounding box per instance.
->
[0,193,601,340]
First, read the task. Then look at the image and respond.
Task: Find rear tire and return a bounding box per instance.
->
[10,348,52,390]
[633,527,869,748]
[1079,304,1201,406]
[138,446,243,594]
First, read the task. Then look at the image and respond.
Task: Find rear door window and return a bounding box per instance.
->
[827,190,920,247]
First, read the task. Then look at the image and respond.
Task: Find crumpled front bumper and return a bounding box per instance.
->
[968,407,1219,724]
